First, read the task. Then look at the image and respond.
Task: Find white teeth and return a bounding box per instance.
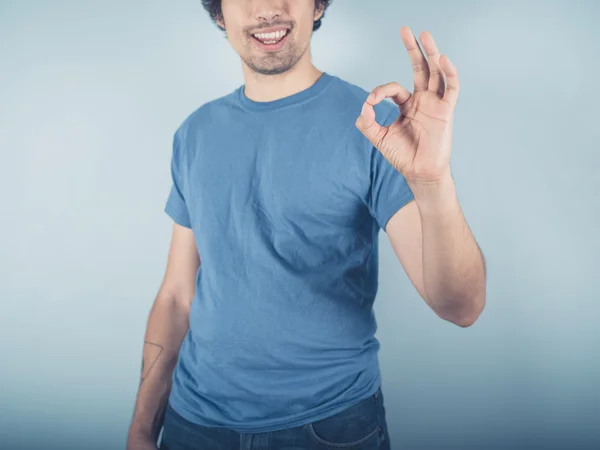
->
[253,29,288,42]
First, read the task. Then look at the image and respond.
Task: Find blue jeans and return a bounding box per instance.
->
[159,387,391,449]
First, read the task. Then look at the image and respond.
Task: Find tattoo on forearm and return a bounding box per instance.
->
[141,341,164,384]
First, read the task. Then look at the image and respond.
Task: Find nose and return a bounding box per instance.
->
[254,1,283,23]
[257,9,280,22]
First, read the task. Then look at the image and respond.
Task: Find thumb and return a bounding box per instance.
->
[355,100,385,147]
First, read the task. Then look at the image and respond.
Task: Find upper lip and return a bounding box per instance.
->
[251,26,290,35]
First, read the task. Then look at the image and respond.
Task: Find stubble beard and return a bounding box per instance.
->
[243,40,307,76]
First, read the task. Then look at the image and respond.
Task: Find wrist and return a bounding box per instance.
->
[409,173,458,214]
[127,430,157,450]
[128,424,154,441]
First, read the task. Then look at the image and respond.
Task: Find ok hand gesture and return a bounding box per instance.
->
[356,26,460,186]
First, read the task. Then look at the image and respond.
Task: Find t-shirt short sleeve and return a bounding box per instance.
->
[367,105,415,231]
[164,129,192,228]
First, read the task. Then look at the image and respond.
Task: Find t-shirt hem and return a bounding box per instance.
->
[378,191,416,232]
[164,201,191,228]
[167,375,382,434]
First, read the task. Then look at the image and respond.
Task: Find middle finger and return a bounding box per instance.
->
[400,26,430,91]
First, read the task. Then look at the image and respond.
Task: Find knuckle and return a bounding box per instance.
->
[412,63,429,74]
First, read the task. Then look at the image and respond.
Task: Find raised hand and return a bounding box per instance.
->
[356,26,460,186]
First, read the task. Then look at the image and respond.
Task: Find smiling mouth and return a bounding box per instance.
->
[252,28,290,45]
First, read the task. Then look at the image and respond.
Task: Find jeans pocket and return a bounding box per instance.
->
[306,389,383,448]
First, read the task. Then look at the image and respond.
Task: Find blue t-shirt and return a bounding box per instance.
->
[164,72,414,433]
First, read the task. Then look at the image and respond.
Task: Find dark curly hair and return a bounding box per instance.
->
[202,0,333,32]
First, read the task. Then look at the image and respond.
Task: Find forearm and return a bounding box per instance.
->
[411,175,486,326]
[127,294,190,446]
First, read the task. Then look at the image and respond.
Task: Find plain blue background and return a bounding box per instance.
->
[1,0,598,449]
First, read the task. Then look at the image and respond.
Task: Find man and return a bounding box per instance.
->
[127,1,487,449]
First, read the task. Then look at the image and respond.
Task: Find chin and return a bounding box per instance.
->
[251,64,294,76]
[244,55,299,76]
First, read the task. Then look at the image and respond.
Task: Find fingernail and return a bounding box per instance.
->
[360,102,368,117]
[367,93,375,103]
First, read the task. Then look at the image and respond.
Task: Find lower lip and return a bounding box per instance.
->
[251,32,290,52]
